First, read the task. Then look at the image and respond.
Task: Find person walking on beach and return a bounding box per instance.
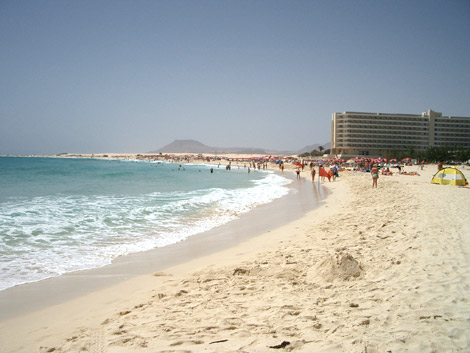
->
[296,168,301,179]
[311,168,316,182]
[371,164,379,188]
[328,168,334,181]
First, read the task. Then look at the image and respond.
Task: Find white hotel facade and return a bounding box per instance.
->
[331,109,470,158]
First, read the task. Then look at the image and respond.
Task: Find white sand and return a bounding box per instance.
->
[1,164,469,352]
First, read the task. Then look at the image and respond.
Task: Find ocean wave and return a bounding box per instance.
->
[0,168,290,291]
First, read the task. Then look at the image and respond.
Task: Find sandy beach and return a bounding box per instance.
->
[1,163,469,352]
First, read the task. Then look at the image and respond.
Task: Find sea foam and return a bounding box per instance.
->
[0,157,290,291]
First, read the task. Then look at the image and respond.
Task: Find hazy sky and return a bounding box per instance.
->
[1,0,469,154]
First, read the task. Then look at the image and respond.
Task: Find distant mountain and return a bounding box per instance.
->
[153,140,216,154]
[151,140,270,154]
[151,139,330,155]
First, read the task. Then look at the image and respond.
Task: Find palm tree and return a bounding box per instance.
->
[318,145,324,154]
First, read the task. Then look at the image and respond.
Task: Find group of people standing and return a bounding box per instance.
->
[297,161,377,188]
[294,163,340,182]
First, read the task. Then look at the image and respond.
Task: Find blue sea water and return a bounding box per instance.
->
[0,157,291,291]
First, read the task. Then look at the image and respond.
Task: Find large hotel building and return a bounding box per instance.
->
[331,109,470,157]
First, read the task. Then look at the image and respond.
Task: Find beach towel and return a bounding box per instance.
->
[319,166,331,181]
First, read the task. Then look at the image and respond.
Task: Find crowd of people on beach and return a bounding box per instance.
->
[283,157,431,188]
[85,152,439,189]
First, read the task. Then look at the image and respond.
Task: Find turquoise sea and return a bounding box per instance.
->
[0,157,291,291]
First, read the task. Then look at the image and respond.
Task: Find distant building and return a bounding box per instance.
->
[331,109,470,157]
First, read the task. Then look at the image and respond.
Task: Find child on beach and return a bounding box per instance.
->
[371,164,379,188]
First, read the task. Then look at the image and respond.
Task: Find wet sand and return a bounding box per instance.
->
[0,171,327,320]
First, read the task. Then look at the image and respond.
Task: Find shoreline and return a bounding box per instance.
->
[0,155,292,294]
[0,169,327,320]
[1,164,469,352]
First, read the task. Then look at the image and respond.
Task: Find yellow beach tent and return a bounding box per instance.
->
[431,167,468,186]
